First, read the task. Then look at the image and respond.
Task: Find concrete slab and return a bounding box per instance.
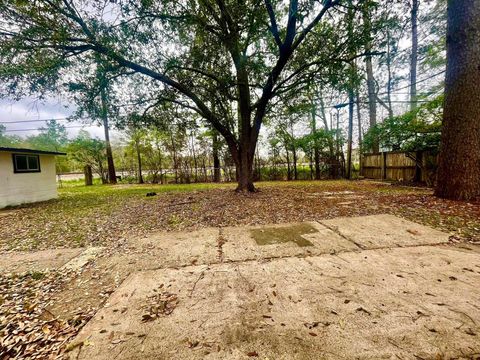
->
[0,248,84,273]
[126,228,220,268]
[222,222,359,262]
[62,247,104,271]
[321,214,450,249]
[69,246,480,360]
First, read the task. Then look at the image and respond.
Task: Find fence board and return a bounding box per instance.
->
[361,150,437,183]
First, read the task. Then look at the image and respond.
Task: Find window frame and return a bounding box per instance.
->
[12,153,41,173]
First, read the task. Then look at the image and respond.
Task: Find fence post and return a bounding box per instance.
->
[414,150,422,182]
[380,152,387,180]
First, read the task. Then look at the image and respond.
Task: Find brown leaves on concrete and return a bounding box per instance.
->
[141,291,178,322]
[0,269,94,359]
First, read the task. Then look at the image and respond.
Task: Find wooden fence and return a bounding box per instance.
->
[361,150,438,184]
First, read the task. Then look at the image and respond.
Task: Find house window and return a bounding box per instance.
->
[12,154,41,173]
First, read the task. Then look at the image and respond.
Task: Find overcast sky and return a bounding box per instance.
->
[0,97,114,140]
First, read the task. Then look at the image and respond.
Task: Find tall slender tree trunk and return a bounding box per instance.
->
[410,0,419,112]
[212,131,221,182]
[311,100,321,180]
[320,96,336,178]
[355,88,363,175]
[335,109,341,178]
[386,29,394,118]
[346,90,354,179]
[292,145,298,181]
[171,134,178,184]
[190,132,198,182]
[100,85,117,184]
[363,3,379,153]
[155,140,163,184]
[285,148,291,180]
[435,0,480,200]
[135,138,144,184]
[346,0,354,180]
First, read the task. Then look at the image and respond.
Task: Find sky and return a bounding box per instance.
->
[0,97,111,140]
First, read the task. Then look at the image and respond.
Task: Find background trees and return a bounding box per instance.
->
[1,0,470,197]
[0,0,376,191]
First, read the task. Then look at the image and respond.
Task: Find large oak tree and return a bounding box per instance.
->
[0,0,370,191]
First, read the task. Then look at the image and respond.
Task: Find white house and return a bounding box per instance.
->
[0,147,66,208]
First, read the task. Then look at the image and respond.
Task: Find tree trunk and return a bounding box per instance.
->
[292,145,298,181]
[363,4,379,153]
[212,131,221,182]
[410,0,419,112]
[435,0,480,201]
[285,148,291,180]
[335,109,341,178]
[171,133,178,184]
[156,140,163,184]
[346,90,354,179]
[386,29,394,119]
[346,0,354,179]
[311,101,321,180]
[135,138,144,184]
[190,133,198,183]
[235,146,255,192]
[84,165,93,186]
[355,88,363,175]
[100,85,117,184]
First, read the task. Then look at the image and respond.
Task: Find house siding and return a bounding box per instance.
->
[0,152,58,208]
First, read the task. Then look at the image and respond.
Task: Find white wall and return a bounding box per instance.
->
[0,152,58,208]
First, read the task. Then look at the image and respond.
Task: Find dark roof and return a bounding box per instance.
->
[0,147,66,156]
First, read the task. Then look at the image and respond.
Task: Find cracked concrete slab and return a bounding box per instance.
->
[69,245,480,360]
[321,214,450,249]
[0,248,84,273]
[221,222,360,263]
[126,227,220,268]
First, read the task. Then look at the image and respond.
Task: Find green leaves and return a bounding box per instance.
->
[363,95,443,152]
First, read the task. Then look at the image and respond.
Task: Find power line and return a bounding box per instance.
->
[0,118,73,124]
[3,125,93,133]
[378,70,445,95]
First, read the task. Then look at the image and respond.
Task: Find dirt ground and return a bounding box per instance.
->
[2,213,479,359]
[1,180,480,252]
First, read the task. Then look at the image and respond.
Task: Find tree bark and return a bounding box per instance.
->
[346,90,354,179]
[435,0,480,200]
[285,148,291,180]
[135,138,144,184]
[311,100,321,180]
[346,0,354,179]
[363,4,379,153]
[84,165,93,186]
[355,88,363,175]
[212,131,221,182]
[236,147,255,192]
[410,0,419,112]
[100,84,117,184]
[386,29,394,119]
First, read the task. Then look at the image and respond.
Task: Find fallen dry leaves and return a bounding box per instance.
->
[0,269,94,359]
[1,181,479,253]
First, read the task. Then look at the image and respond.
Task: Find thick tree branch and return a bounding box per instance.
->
[264,0,282,48]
